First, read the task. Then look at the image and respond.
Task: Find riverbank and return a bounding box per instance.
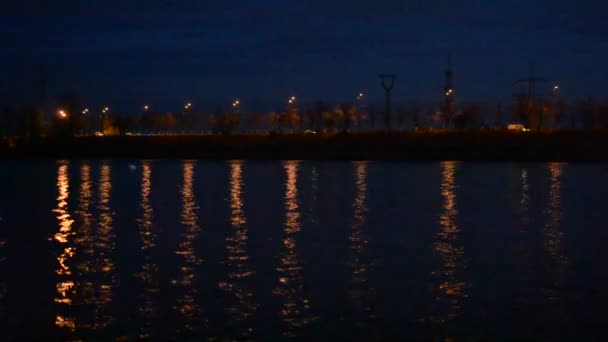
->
[2,131,608,161]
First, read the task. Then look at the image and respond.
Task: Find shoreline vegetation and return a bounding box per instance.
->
[2,130,608,161]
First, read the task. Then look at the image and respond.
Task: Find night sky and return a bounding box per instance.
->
[2,1,607,112]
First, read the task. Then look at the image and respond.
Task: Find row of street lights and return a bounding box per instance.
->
[56,92,369,119]
[57,106,109,119]
[53,82,562,121]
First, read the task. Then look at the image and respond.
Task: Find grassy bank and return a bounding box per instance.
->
[2,130,608,161]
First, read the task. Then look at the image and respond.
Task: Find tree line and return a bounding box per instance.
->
[2,92,608,138]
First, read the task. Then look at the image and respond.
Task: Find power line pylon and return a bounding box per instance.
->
[379,74,396,130]
[442,54,455,128]
[515,63,547,129]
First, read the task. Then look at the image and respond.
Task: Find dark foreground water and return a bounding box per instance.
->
[1,160,607,340]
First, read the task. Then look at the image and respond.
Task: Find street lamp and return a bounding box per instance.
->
[99,107,110,134]
[232,99,240,108]
[57,109,67,118]
[184,102,192,110]
[288,96,296,105]
[143,105,149,111]
[355,92,366,130]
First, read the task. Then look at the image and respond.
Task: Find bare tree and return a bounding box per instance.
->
[493,104,503,129]
[313,102,329,132]
[339,103,356,131]
[396,105,407,131]
[579,98,597,130]
[367,104,379,130]
[454,103,482,129]
[408,103,424,131]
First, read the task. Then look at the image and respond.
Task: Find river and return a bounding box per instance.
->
[0,160,606,340]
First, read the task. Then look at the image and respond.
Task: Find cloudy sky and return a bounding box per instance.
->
[1,0,607,111]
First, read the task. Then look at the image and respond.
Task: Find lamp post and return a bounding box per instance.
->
[80,108,89,135]
[101,107,109,134]
[356,92,365,130]
[231,99,241,133]
[286,96,297,132]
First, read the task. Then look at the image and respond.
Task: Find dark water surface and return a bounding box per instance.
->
[1,160,607,340]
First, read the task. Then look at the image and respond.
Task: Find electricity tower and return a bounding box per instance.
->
[515,64,547,129]
[441,54,456,128]
[379,74,396,130]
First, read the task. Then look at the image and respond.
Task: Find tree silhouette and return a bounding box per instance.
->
[580,98,597,129]
[408,103,424,130]
[340,103,356,131]
[367,104,379,129]
[493,104,503,129]
[313,102,328,132]
[18,105,44,138]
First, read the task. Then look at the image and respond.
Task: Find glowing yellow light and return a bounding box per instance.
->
[58,109,67,118]
[143,105,149,110]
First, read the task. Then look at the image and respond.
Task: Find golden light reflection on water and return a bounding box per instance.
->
[219,161,256,337]
[77,163,93,246]
[94,162,115,329]
[174,161,205,333]
[432,161,469,325]
[274,161,316,337]
[136,162,160,338]
[349,162,374,320]
[73,163,94,331]
[53,161,76,330]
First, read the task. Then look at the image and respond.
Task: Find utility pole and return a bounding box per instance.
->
[515,64,547,130]
[379,74,396,130]
[442,54,455,128]
[355,92,366,131]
